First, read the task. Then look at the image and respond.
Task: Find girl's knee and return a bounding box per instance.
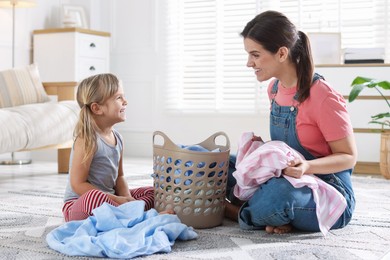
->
[83,189,104,199]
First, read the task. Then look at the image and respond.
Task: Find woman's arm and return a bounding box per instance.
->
[284,135,357,178]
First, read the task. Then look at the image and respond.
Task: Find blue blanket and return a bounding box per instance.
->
[46,201,198,258]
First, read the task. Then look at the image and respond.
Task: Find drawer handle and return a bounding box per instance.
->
[90,43,96,48]
[89,66,96,71]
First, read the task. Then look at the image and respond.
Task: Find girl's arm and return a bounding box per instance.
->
[114,149,133,198]
[69,137,100,195]
[284,135,357,178]
[70,137,133,205]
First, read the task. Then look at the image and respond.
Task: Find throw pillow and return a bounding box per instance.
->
[0,63,50,108]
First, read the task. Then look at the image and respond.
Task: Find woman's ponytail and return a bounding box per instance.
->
[294,31,314,103]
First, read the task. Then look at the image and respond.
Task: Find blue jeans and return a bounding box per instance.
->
[227,155,355,232]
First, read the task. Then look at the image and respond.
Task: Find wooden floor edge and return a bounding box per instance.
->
[354,161,381,175]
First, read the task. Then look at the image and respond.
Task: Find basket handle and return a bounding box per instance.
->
[153,131,181,151]
[153,131,230,151]
[198,131,230,150]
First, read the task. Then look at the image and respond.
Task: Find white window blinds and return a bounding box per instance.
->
[278,0,389,52]
[162,0,389,114]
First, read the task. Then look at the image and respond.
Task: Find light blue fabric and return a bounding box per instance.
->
[178,144,221,152]
[46,201,198,258]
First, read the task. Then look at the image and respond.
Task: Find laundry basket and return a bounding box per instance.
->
[152,131,230,229]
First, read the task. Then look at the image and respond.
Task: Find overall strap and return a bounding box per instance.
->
[312,72,324,83]
[270,79,279,94]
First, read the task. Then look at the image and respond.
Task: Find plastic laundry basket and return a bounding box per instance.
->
[152,131,230,229]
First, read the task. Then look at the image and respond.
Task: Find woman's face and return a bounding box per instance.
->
[243,38,281,82]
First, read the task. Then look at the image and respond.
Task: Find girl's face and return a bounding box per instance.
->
[101,84,127,124]
[243,38,281,82]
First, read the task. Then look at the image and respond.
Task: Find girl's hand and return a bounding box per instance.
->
[111,194,135,205]
[283,157,309,179]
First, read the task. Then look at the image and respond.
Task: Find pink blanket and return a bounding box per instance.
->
[233,132,347,236]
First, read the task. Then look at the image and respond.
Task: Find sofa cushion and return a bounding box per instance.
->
[0,100,79,153]
[0,64,50,108]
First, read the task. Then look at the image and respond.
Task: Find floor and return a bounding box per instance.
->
[0,157,155,188]
[1,158,390,260]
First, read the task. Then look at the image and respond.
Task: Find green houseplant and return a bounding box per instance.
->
[349,76,390,179]
[349,76,390,126]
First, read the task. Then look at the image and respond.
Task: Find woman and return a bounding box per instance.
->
[225,10,357,234]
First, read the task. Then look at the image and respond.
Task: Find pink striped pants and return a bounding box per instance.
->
[62,187,154,222]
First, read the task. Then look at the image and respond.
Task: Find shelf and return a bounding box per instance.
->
[315,63,390,68]
[33,27,111,37]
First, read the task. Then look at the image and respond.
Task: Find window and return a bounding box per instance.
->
[162,0,389,114]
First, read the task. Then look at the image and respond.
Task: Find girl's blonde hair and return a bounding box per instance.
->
[74,73,120,163]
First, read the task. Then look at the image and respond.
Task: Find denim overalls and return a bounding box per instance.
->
[228,73,355,232]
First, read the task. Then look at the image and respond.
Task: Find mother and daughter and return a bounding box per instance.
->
[62,10,356,235]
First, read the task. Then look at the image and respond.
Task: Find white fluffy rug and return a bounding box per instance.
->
[0,159,389,260]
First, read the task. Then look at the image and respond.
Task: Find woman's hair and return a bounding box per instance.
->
[241,10,314,103]
[74,73,120,162]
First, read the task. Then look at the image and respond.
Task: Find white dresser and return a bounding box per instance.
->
[33,28,111,82]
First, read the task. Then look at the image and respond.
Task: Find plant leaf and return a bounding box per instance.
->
[378,81,390,90]
[351,76,373,85]
[371,112,390,120]
[368,120,390,127]
[350,76,390,128]
[348,84,366,102]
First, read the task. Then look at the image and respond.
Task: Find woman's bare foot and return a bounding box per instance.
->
[265,224,292,234]
[160,209,175,215]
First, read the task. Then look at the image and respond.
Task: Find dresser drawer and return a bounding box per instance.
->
[33,28,110,82]
[78,34,109,59]
[78,58,108,79]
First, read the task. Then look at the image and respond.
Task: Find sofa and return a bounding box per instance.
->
[0,64,80,173]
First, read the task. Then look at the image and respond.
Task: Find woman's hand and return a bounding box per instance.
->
[283,156,309,179]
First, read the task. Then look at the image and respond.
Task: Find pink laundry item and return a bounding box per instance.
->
[232,132,347,236]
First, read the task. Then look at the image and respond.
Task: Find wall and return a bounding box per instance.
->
[112,1,268,158]
[97,0,268,158]
[0,1,385,166]
[0,0,105,161]
[0,0,108,68]
[0,1,52,70]
[0,0,64,161]
[0,0,266,161]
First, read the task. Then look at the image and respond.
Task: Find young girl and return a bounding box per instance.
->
[62,73,155,222]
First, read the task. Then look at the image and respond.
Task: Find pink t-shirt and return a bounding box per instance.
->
[267,78,353,157]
